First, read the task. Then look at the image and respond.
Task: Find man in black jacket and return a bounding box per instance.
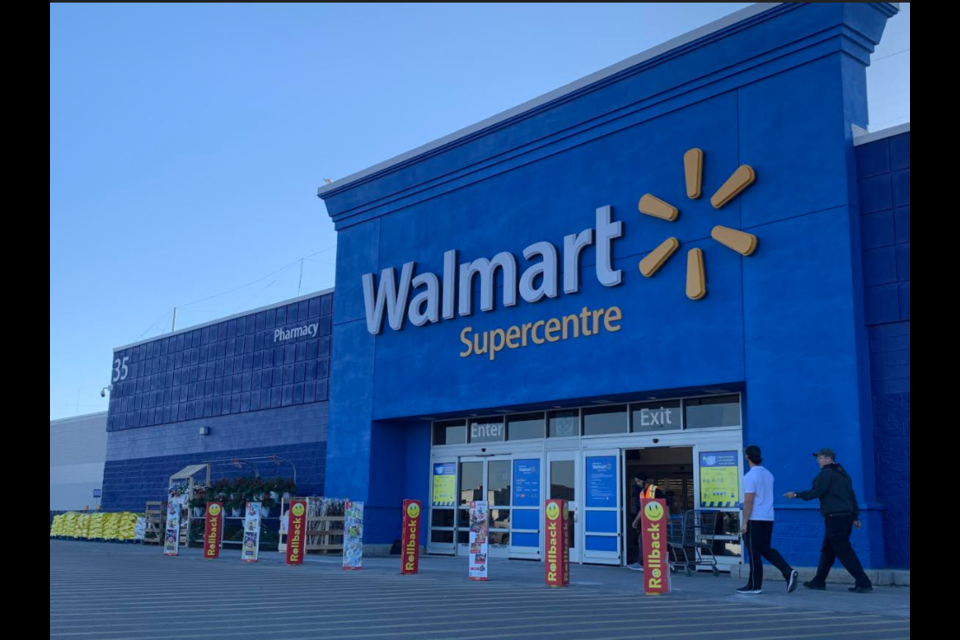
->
[784,448,873,593]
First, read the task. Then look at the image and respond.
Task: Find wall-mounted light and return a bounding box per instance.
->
[199,426,211,436]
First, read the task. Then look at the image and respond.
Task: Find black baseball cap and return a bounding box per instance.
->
[812,448,837,459]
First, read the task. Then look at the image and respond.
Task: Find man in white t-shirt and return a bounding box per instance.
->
[737,445,799,595]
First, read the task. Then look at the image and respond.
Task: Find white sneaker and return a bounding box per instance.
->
[787,570,799,593]
[627,563,643,571]
[736,586,762,595]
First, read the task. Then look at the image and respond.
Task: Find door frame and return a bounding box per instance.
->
[582,449,623,565]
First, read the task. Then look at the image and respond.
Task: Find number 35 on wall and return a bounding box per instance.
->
[112,356,129,382]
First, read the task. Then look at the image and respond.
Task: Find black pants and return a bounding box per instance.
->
[745,520,793,590]
[813,514,872,589]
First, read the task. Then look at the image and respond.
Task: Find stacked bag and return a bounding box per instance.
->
[50,512,80,537]
[74,513,92,539]
[103,513,140,541]
[134,516,147,541]
[87,513,107,539]
[50,512,145,541]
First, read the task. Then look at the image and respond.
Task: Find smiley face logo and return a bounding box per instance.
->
[292,503,306,518]
[407,502,421,519]
[644,501,665,522]
[208,503,222,517]
[546,502,561,521]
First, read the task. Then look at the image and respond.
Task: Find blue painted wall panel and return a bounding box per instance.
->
[104,295,333,515]
[856,131,909,568]
[102,442,326,513]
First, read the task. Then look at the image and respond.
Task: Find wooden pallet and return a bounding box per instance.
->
[279,516,345,554]
[142,501,165,545]
[277,498,345,554]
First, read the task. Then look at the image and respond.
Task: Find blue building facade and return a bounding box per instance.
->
[317,3,908,569]
[856,126,911,569]
[101,292,333,512]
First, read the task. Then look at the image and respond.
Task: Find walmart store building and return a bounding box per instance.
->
[101,3,910,570]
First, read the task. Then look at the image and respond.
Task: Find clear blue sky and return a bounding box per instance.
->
[50,3,910,420]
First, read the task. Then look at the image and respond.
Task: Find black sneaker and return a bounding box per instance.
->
[787,570,799,593]
[848,586,874,594]
[803,581,826,591]
[737,586,762,595]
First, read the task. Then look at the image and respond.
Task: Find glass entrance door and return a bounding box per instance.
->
[547,451,580,563]
[456,456,513,558]
[428,458,458,555]
[510,457,542,560]
[583,449,622,565]
[486,457,512,558]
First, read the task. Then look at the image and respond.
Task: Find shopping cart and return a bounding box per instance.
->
[668,509,721,576]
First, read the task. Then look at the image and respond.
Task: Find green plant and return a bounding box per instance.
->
[248,478,267,501]
[210,479,230,502]
[231,477,249,497]
[279,479,297,496]
[265,478,282,494]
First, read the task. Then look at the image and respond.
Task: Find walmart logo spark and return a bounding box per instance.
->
[638,148,759,300]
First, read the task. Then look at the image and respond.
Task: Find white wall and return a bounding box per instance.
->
[50,412,108,510]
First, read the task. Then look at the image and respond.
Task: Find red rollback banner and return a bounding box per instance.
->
[544,499,570,588]
[203,502,223,559]
[640,498,670,595]
[286,499,307,565]
[401,500,422,575]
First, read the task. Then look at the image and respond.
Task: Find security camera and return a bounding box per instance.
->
[101,388,107,398]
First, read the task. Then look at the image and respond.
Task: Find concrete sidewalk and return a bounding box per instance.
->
[52,540,911,627]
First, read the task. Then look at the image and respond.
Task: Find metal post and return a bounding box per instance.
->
[298,259,304,296]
